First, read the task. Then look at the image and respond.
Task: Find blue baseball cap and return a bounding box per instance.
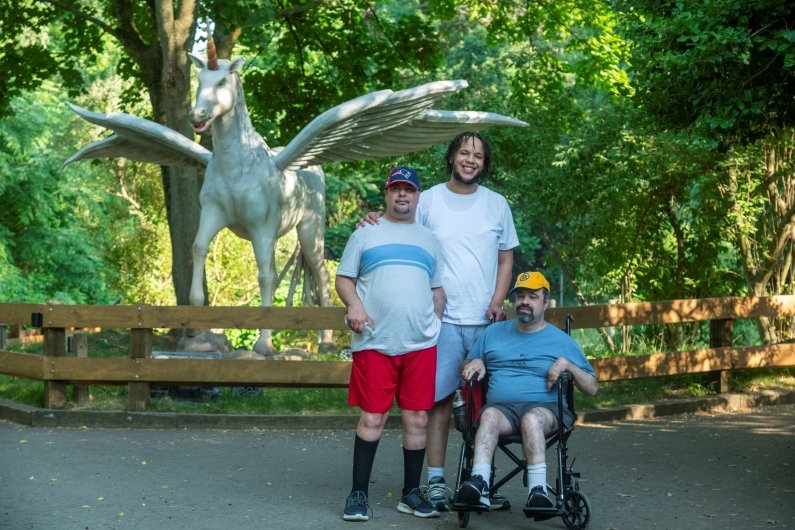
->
[385,166,420,190]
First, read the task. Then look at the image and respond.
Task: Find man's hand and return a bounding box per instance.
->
[486,302,506,323]
[344,305,373,335]
[546,357,571,391]
[461,359,486,382]
[355,211,383,228]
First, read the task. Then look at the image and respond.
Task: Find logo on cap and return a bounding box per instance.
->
[509,271,550,296]
[385,166,420,190]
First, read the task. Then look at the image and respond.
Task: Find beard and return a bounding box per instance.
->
[452,169,481,186]
[516,305,534,324]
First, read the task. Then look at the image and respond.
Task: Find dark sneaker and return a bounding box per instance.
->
[456,474,490,508]
[422,476,450,511]
[343,490,371,521]
[526,485,554,509]
[397,487,440,518]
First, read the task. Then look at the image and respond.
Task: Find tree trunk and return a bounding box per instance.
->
[154,0,202,305]
[724,134,795,344]
[161,166,202,305]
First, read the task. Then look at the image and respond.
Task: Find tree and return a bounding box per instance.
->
[620,0,795,342]
[2,0,443,306]
[0,82,132,304]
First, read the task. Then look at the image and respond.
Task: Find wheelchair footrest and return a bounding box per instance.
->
[451,501,490,513]
[522,506,559,521]
[489,493,510,511]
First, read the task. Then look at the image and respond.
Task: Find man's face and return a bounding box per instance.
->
[513,288,547,325]
[384,183,419,222]
[451,136,485,185]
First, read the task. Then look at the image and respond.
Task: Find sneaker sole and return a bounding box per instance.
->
[397,503,440,518]
[342,514,369,521]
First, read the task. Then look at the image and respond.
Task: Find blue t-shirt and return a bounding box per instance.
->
[466,320,595,404]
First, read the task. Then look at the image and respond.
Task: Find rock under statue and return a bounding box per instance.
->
[64,43,527,355]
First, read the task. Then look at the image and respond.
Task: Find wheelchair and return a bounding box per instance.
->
[450,319,591,529]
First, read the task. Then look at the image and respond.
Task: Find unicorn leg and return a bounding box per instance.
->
[250,231,278,355]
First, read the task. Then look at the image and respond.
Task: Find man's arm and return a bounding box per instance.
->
[432,286,446,320]
[355,211,383,228]
[486,248,514,322]
[547,357,598,396]
[335,275,371,334]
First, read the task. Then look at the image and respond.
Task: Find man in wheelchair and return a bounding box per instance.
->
[454,271,597,511]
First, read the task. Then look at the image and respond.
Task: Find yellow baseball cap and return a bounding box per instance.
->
[508,271,550,296]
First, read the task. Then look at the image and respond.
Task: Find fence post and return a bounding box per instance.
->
[44,327,68,408]
[709,318,733,393]
[71,332,89,404]
[0,323,6,349]
[128,328,152,412]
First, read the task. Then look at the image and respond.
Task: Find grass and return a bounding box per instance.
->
[1,328,793,415]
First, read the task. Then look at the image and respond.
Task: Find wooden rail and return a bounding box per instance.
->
[1,296,794,411]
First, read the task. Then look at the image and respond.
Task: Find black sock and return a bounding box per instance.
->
[352,435,379,495]
[402,447,426,496]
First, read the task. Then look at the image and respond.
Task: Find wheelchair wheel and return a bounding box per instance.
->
[561,490,591,530]
[457,510,470,528]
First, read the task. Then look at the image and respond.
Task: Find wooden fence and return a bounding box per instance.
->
[1,296,794,411]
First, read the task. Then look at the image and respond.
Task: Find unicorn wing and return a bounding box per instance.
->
[273,80,527,172]
[64,103,211,168]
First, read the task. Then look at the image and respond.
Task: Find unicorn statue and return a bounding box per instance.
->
[65,40,527,355]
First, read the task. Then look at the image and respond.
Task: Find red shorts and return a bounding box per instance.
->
[348,346,437,414]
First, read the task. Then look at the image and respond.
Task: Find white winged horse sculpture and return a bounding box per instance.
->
[65,44,527,355]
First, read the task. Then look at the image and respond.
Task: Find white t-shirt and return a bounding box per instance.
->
[416,183,519,325]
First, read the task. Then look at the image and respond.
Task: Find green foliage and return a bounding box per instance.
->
[0,83,125,304]
[620,0,795,141]
[225,328,259,351]
[233,0,444,144]
[143,387,354,415]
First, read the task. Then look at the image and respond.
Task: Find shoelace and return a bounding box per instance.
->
[347,491,373,518]
[349,491,369,507]
[423,481,452,502]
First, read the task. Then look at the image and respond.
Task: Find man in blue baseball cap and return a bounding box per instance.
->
[337,165,446,521]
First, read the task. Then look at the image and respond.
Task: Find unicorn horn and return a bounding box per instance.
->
[207,37,218,70]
